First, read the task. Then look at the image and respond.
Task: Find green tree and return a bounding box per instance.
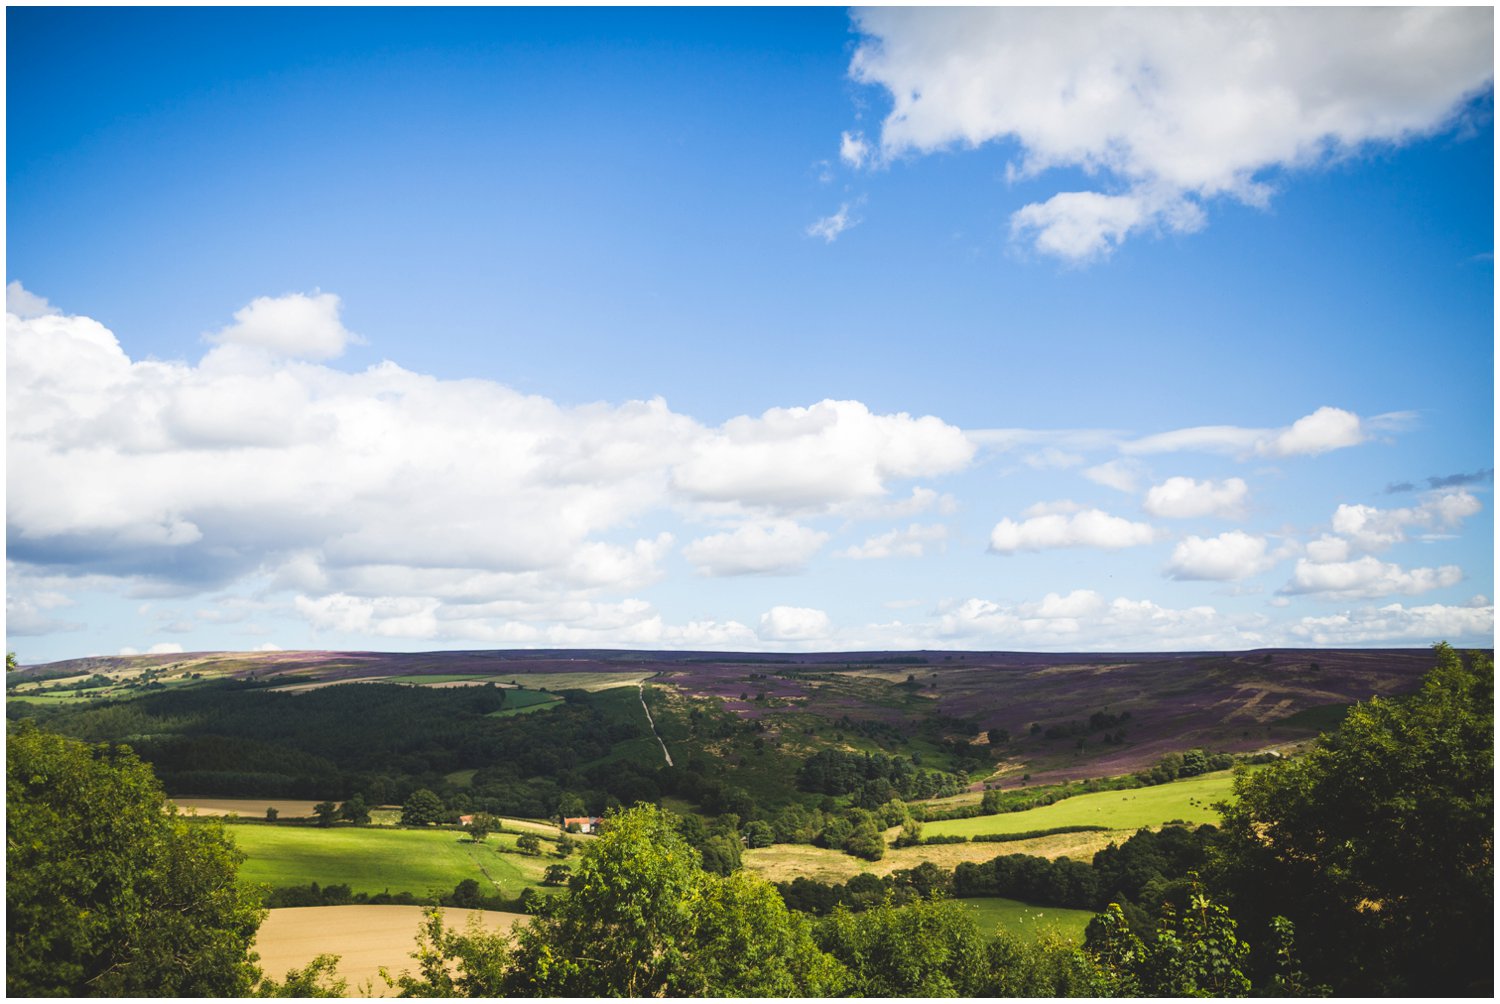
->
[466,812,499,842]
[313,800,338,828]
[339,794,371,825]
[497,803,842,996]
[816,896,990,996]
[543,864,572,886]
[1213,644,1493,996]
[743,819,775,848]
[515,832,542,856]
[255,954,348,997]
[401,788,445,827]
[7,724,265,995]
[7,651,18,672]
[265,806,279,822]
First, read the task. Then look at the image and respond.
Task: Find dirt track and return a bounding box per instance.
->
[255,905,525,996]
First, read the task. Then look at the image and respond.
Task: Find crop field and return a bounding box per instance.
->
[255,905,524,996]
[959,896,1096,943]
[742,828,1120,887]
[174,797,331,819]
[922,770,1241,840]
[219,823,552,898]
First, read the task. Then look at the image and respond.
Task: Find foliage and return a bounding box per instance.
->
[515,832,542,856]
[254,953,348,997]
[6,723,265,996]
[815,895,991,996]
[1084,879,1260,996]
[313,800,338,827]
[401,788,446,826]
[1213,644,1493,996]
[385,804,845,996]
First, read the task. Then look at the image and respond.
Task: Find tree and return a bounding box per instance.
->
[7,651,18,672]
[1213,644,1493,996]
[254,953,348,997]
[816,896,991,996]
[515,833,542,856]
[339,794,371,825]
[543,864,572,886]
[265,806,279,822]
[497,804,842,995]
[401,788,445,827]
[466,812,499,842]
[313,800,338,828]
[7,723,265,995]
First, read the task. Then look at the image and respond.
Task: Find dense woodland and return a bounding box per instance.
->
[6,644,1493,996]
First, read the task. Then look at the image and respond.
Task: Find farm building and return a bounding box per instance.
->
[562,815,603,833]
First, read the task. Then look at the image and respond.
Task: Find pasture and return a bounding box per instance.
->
[220,823,552,899]
[959,896,1096,944]
[922,770,1239,840]
[255,905,524,996]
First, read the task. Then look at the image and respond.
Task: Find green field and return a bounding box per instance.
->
[489,689,564,717]
[958,896,1097,944]
[218,823,552,899]
[924,770,1240,839]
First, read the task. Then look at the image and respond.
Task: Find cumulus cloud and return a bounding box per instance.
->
[1282,556,1463,599]
[759,605,832,641]
[1144,476,1249,519]
[683,521,829,577]
[990,508,1155,553]
[848,7,1493,260]
[1330,490,1483,553]
[207,292,363,360]
[1123,407,1368,458]
[9,294,980,649]
[672,399,974,513]
[836,522,948,560]
[1290,597,1493,646]
[7,281,58,319]
[1166,531,1280,581]
[935,590,1244,650]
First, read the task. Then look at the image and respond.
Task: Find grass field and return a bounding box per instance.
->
[959,896,1096,944]
[922,770,1240,839]
[220,823,552,898]
[489,688,564,717]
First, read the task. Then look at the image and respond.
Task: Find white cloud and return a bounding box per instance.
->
[1020,499,1086,518]
[1264,406,1365,457]
[836,486,957,521]
[1305,535,1350,564]
[147,642,184,655]
[1123,407,1368,458]
[207,292,362,360]
[1289,598,1493,646]
[7,281,58,319]
[683,521,829,577]
[759,605,832,641]
[990,508,1155,553]
[1083,459,1145,494]
[837,522,948,560]
[1330,490,1483,553]
[1144,476,1249,519]
[935,590,1246,650]
[849,7,1492,260]
[1282,556,1463,599]
[840,130,872,168]
[672,399,974,513]
[1166,531,1279,581]
[807,203,860,242]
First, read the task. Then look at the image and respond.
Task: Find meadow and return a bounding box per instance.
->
[959,896,1096,944]
[221,823,553,899]
[921,770,1240,839]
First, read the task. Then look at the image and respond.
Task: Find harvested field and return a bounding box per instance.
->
[255,905,524,996]
[742,828,1119,886]
[173,797,330,819]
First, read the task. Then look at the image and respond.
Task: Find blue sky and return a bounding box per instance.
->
[7,7,1494,662]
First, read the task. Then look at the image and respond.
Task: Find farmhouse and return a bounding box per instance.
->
[562,815,603,833]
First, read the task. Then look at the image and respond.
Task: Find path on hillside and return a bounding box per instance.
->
[639,681,673,767]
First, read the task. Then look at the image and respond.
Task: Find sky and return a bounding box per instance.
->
[6,6,1495,663]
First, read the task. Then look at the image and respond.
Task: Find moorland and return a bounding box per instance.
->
[6,644,1491,997]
